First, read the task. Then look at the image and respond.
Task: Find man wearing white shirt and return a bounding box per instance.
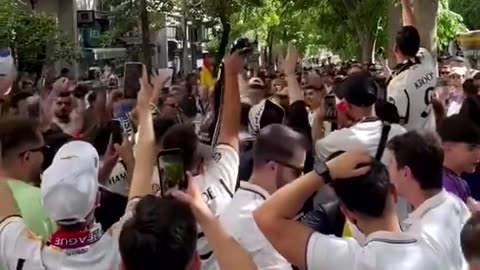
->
[316,73,406,164]
[215,124,307,270]
[387,0,437,132]
[0,141,124,269]
[160,53,244,269]
[254,151,444,270]
[386,131,471,270]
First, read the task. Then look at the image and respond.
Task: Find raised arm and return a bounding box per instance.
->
[284,44,304,104]
[216,53,244,151]
[253,151,371,269]
[401,0,416,28]
[174,174,257,270]
[127,67,156,200]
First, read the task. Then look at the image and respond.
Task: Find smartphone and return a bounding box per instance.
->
[123,62,143,99]
[157,68,174,88]
[324,95,337,122]
[156,149,187,196]
[109,119,124,145]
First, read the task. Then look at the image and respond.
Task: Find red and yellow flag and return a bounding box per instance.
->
[199,54,214,88]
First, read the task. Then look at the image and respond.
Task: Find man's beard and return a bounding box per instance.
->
[55,112,70,122]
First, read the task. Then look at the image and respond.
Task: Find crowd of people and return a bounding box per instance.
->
[1,0,480,269]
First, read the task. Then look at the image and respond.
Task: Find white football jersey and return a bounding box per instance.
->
[387,48,437,132]
[194,144,239,270]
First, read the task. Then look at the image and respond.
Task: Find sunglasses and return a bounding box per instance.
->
[275,160,304,177]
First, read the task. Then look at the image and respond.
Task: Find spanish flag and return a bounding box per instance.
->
[199,54,214,88]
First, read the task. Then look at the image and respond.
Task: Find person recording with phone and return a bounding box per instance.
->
[159,46,247,269]
[118,64,256,270]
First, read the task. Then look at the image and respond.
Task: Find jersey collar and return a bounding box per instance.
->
[403,190,448,226]
[238,181,270,200]
[365,230,417,246]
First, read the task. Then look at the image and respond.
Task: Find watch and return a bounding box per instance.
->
[314,160,333,185]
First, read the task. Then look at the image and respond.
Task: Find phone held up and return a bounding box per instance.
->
[156,149,187,197]
[324,95,337,122]
[123,62,143,99]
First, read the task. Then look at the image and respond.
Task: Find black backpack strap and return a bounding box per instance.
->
[375,121,391,161]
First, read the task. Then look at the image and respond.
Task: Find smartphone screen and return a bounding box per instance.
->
[324,95,337,122]
[157,149,186,196]
[123,62,143,99]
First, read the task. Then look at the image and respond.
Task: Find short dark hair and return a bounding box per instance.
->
[396,26,421,57]
[328,151,391,218]
[0,117,41,160]
[161,124,199,171]
[119,195,198,270]
[387,131,444,190]
[153,118,176,145]
[438,114,480,145]
[461,213,480,262]
[253,124,307,167]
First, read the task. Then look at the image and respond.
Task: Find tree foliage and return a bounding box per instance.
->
[0,0,78,73]
[437,0,468,54]
[450,0,480,30]
[100,0,175,47]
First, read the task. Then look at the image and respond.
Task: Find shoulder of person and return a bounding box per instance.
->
[315,128,356,159]
[389,123,407,135]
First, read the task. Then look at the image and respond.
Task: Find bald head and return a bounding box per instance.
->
[253,124,307,168]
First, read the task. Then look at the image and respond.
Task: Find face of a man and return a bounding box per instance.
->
[20,132,45,186]
[446,143,480,174]
[161,96,178,119]
[386,150,405,195]
[305,89,322,109]
[54,96,73,120]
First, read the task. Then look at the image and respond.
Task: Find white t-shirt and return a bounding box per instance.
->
[402,190,471,270]
[0,198,140,270]
[211,181,291,270]
[315,120,410,221]
[194,144,239,270]
[306,230,444,270]
[315,120,406,164]
[387,48,437,132]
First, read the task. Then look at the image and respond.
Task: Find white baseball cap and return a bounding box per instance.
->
[41,141,100,225]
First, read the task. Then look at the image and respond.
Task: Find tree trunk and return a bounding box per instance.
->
[213,19,231,75]
[413,0,439,55]
[387,1,402,67]
[139,0,152,72]
[359,36,375,63]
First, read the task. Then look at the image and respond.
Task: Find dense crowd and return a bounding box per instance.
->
[1,0,480,269]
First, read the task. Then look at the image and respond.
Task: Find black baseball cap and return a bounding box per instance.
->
[338,73,378,107]
[438,114,480,145]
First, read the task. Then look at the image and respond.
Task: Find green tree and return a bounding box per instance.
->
[0,0,78,74]
[199,0,263,71]
[450,0,480,30]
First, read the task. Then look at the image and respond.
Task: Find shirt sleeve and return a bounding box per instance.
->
[204,144,240,195]
[0,216,42,264]
[315,131,344,162]
[306,232,360,270]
